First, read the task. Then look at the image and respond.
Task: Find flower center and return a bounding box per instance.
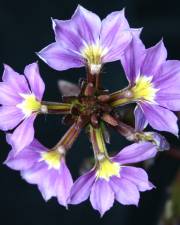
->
[131,76,158,102]
[16,93,41,117]
[41,150,61,170]
[96,158,120,181]
[81,43,108,74]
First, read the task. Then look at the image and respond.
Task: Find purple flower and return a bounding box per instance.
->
[69,142,156,216]
[4,137,73,207]
[112,30,180,135]
[0,63,45,153]
[38,5,132,74]
[134,107,170,151]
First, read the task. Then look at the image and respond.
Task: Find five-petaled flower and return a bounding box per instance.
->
[0,63,45,153]
[5,136,73,207]
[69,126,156,216]
[110,31,180,136]
[38,5,132,74]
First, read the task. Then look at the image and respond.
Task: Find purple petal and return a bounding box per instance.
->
[10,115,36,154]
[90,179,114,217]
[100,9,132,62]
[4,143,39,170]
[4,138,46,170]
[156,93,180,111]
[24,63,45,101]
[113,142,157,164]
[102,31,132,63]
[154,60,180,111]
[140,103,178,136]
[38,43,83,71]
[154,60,180,85]
[134,106,148,131]
[21,162,47,185]
[141,40,167,76]
[69,170,96,204]
[2,64,30,94]
[120,29,145,84]
[38,169,58,201]
[52,18,84,51]
[0,83,23,105]
[150,132,170,151]
[6,134,46,150]
[0,106,24,131]
[72,5,101,44]
[55,159,73,207]
[121,166,154,192]
[110,176,140,206]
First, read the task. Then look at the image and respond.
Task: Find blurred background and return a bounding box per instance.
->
[0,0,180,225]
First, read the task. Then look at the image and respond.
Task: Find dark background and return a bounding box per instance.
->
[0,0,180,225]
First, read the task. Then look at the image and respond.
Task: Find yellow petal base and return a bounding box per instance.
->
[132,76,158,102]
[17,93,41,117]
[96,158,120,181]
[41,150,61,170]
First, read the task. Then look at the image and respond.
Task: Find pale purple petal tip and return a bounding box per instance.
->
[120,29,145,84]
[0,106,24,131]
[24,62,45,101]
[110,176,140,206]
[113,142,157,164]
[69,170,96,205]
[121,166,154,192]
[10,115,36,154]
[2,64,30,94]
[134,106,148,131]
[38,43,83,71]
[154,60,180,111]
[141,40,167,76]
[100,9,132,63]
[56,159,73,207]
[90,179,114,217]
[4,138,45,170]
[140,103,178,136]
[73,5,101,44]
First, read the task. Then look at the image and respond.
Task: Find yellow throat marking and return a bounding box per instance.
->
[16,93,41,117]
[132,76,158,102]
[41,150,61,170]
[81,43,108,66]
[96,158,120,181]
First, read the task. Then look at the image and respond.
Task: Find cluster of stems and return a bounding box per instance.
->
[38,68,153,160]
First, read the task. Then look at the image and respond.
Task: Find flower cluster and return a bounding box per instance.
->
[1,5,180,216]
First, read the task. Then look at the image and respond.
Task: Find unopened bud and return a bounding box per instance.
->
[91,114,99,128]
[102,114,118,126]
[84,82,94,96]
[98,95,110,102]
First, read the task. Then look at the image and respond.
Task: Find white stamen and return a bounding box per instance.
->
[97,153,105,161]
[124,90,133,98]
[126,133,136,141]
[57,146,65,155]
[41,105,48,113]
[90,64,102,75]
